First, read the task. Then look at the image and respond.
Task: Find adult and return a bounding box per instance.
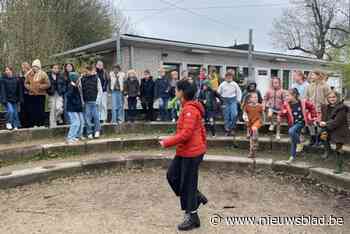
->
[24,59,50,127]
[154,67,171,121]
[96,60,110,123]
[109,64,125,124]
[47,64,67,128]
[140,69,155,121]
[19,62,31,128]
[63,63,75,123]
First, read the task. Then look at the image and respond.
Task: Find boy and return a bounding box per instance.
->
[160,80,208,231]
[47,64,67,128]
[154,67,171,121]
[217,71,242,136]
[140,69,155,121]
[81,65,103,139]
[199,80,217,137]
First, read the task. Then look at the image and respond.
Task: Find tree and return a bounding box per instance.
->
[0,0,132,70]
[271,0,350,59]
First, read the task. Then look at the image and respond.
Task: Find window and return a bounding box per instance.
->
[187,64,202,81]
[283,70,290,90]
[163,63,180,78]
[258,70,268,76]
[271,69,280,78]
[208,65,222,76]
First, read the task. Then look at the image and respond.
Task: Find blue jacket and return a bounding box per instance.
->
[154,77,170,99]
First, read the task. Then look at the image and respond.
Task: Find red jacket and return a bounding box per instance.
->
[279,100,317,126]
[163,101,207,157]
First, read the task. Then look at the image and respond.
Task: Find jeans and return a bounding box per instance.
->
[111,90,124,123]
[49,92,64,128]
[167,155,204,212]
[85,102,101,135]
[289,122,304,158]
[159,97,169,121]
[98,91,108,122]
[67,112,84,140]
[6,102,21,128]
[127,96,137,122]
[222,97,238,131]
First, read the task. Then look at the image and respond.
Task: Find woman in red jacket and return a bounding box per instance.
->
[160,79,207,231]
[278,88,317,163]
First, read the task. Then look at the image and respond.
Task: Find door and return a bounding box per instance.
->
[255,68,270,97]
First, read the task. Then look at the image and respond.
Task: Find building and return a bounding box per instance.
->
[54,34,341,96]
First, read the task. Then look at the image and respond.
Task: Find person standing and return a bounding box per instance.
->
[124,69,140,123]
[96,60,110,123]
[319,91,350,173]
[47,64,66,128]
[160,80,208,231]
[209,66,220,91]
[198,80,217,137]
[169,70,179,122]
[140,69,155,121]
[155,67,171,121]
[217,71,242,136]
[63,63,75,124]
[110,64,125,124]
[292,71,309,99]
[81,65,102,139]
[24,59,50,127]
[19,62,31,128]
[1,66,23,130]
[66,72,84,144]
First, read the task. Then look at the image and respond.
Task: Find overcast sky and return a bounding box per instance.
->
[120,0,290,53]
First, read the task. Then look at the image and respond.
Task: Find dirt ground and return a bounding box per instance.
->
[0,168,349,234]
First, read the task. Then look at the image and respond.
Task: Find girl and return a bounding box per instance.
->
[217,71,242,136]
[199,80,217,137]
[319,91,350,174]
[279,88,317,163]
[63,63,75,124]
[305,70,331,146]
[264,77,285,141]
[292,71,309,99]
[19,62,31,128]
[243,93,264,158]
[160,80,207,231]
[123,69,140,122]
[1,66,23,130]
[66,72,84,144]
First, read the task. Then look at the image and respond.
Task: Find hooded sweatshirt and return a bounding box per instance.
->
[163,101,207,157]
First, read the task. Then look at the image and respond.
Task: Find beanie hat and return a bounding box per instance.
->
[69,72,79,82]
[32,59,41,69]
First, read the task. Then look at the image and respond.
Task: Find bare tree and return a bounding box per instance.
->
[271,0,350,59]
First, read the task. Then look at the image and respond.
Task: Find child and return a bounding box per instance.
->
[160,80,207,231]
[169,70,179,121]
[199,80,217,137]
[243,93,264,158]
[168,96,181,122]
[264,77,285,141]
[217,71,242,136]
[305,70,331,146]
[1,66,23,130]
[209,66,220,91]
[198,67,207,89]
[140,69,155,121]
[124,69,140,122]
[319,91,350,173]
[66,72,84,144]
[47,64,67,128]
[279,88,317,163]
[292,71,309,99]
[154,67,171,121]
[81,65,102,139]
[110,64,125,124]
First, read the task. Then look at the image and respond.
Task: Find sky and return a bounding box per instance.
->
[119,0,290,53]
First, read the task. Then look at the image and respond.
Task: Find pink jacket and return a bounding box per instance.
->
[264,88,285,111]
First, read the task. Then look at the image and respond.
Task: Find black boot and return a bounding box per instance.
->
[197,191,208,207]
[178,212,200,231]
[334,152,344,174]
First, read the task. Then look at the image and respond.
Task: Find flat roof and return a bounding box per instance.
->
[53,34,330,65]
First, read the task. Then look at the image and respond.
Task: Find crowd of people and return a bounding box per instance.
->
[0,60,349,173]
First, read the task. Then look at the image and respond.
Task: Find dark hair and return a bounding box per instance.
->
[51,63,60,69]
[144,69,151,75]
[288,88,300,100]
[64,63,75,80]
[3,65,14,77]
[113,64,121,71]
[176,80,197,100]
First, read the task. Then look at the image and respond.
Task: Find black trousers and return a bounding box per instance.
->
[20,94,30,128]
[167,155,204,212]
[27,95,46,127]
[141,97,154,121]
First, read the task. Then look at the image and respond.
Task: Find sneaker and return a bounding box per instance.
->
[172,119,176,123]
[80,136,86,141]
[13,127,18,130]
[296,144,304,153]
[177,212,200,231]
[286,156,295,164]
[66,139,76,145]
[88,134,94,140]
[275,134,281,141]
[6,123,13,130]
[94,131,100,138]
[269,124,275,132]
